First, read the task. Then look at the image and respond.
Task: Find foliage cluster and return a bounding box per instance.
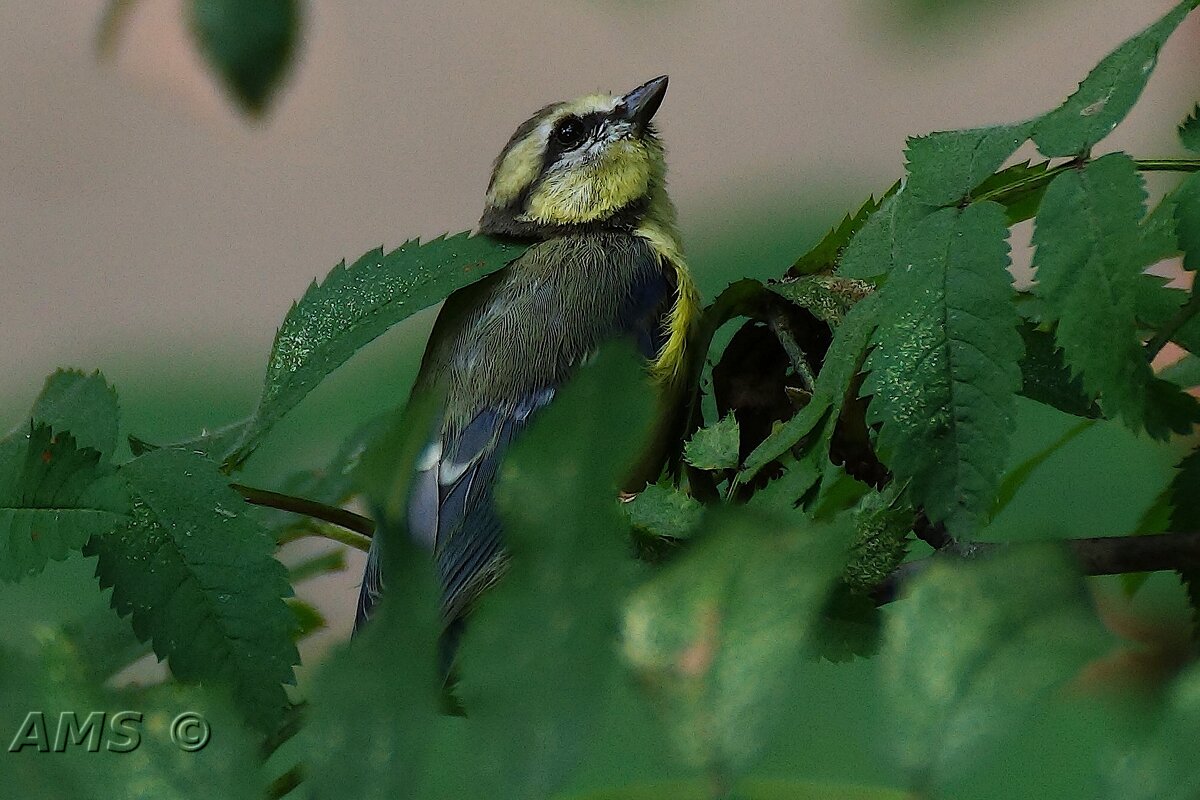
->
[6,2,1200,798]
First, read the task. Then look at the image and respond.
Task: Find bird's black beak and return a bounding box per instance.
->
[615,75,668,134]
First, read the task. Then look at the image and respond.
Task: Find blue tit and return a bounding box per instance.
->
[356,76,699,646]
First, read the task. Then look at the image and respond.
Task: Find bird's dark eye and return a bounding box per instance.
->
[553,117,585,149]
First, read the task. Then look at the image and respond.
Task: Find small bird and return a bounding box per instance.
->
[356,76,699,649]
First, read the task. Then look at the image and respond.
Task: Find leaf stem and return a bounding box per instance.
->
[276,520,372,552]
[1146,288,1200,360]
[974,157,1200,209]
[231,483,375,538]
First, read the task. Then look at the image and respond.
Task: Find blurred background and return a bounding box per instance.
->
[2,0,1198,695]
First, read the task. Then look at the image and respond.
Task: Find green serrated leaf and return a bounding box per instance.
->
[189,0,301,115]
[1017,323,1101,418]
[789,186,898,276]
[1031,0,1196,156]
[769,274,873,326]
[862,202,1022,537]
[85,449,298,732]
[843,484,911,594]
[1136,274,1200,354]
[1179,103,1200,153]
[747,456,822,514]
[882,546,1111,783]
[1173,171,1200,272]
[684,413,741,470]
[623,508,847,777]
[0,425,128,582]
[837,190,934,281]
[624,483,703,541]
[30,370,119,461]
[739,292,881,481]
[228,234,525,468]
[904,122,1032,206]
[973,159,1054,224]
[1033,154,1198,436]
[1170,448,1200,532]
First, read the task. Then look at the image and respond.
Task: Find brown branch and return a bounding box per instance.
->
[231,483,375,539]
[872,531,1200,604]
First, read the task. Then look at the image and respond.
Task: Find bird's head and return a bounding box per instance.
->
[479,76,671,238]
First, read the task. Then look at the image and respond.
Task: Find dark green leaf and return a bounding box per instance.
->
[30,370,119,461]
[1017,323,1101,417]
[623,508,847,776]
[1139,186,1184,266]
[189,0,301,115]
[1173,171,1200,272]
[1105,665,1200,800]
[904,122,1032,206]
[1031,0,1196,156]
[624,483,703,541]
[881,546,1111,783]
[789,187,897,276]
[0,425,128,582]
[862,202,1022,536]
[973,159,1053,224]
[1170,448,1200,532]
[228,234,525,468]
[747,456,822,514]
[837,190,937,282]
[1135,275,1200,354]
[85,449,298,732]
[684,413,740,470]
[843,484,911,594]
[1179,103,1200,153]
[1032,154,1198,435]
[769,274,873,326]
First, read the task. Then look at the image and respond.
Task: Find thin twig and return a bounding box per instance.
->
[276,520,372,552]
[265,764,304,800]
[232,483,375,538]
[872,531,1200,604]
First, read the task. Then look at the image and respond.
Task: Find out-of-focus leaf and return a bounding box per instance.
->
[85,449,298,732]
[1170,447,1200,532]
[1032,154,1199,436]
[228,234,525,469]
[30,370,119,461]
[684,413,740,470]
[623,508,846,778]
[863,202,1022,537]
[1104,665,1200,800]
[1160,354,1200,388]
[189,0,302,115]
[1031,0,1196,156]
[881,547,1111,784]
[564,778,913,800]
[1017,324,1101,418]
[624,483,703,541]
[1135,275,1200,354]
[455,348,664,798]
[904,123,1031,206]
[0,425,128,582]
[994,418,1093,518]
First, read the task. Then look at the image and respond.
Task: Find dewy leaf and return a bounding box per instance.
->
[30,370,119,461]
[0,425,128,582]
[684,413,741,470]
[189,0,301,115]
[904,122,1032,206]
[1170,448,1200,532]
[739,292,881,481]
[1032,154,1197,436]
[838,189,934,282]
[228,234,525,468]
[84,449,298,732]
[862,202,1022,537]
[1173,171,1200,272]
[624,483,704,541]
[622,508,847,777]
[1180,103,1200,153]
[789,186,897,277]
[769,274,874,326]
[881,546,1111,784]
[1031,0,1197,157]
